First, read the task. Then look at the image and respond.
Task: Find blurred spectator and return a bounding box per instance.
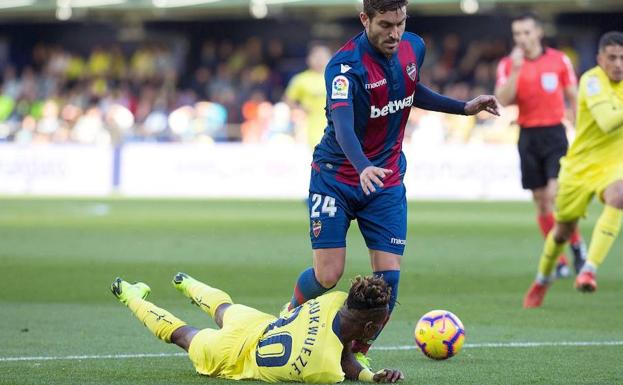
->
[284,44,331,149]
[0,27,595,146]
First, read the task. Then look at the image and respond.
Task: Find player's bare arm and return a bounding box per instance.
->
[372,369,405,383]
[564,85,578,125]
[495,47,523,106]
[340,344,364,380]
[340,346,404,383]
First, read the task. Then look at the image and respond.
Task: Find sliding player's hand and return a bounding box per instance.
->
[360,166,393,196]
[373,369,405,383]
[465,95,500,116]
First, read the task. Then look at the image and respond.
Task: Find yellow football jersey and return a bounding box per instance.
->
[241,291,347,383]
[562,66,623,175]
[285,70,327,148]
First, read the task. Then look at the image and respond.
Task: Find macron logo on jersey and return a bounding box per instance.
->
[340,64,351,73]
[370,93,414,118]
[365,78,387,90]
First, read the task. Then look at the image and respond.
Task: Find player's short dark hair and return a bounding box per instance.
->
[599,31,623,52]
[346,275,391,311]
[363,0,408,20]
[511,11,542,27]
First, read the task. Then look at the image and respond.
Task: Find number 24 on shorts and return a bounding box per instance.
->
[310,194,337,218]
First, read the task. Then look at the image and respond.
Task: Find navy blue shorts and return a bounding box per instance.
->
[308,167,407,255]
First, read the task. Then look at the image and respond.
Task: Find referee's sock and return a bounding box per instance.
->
[537,213,555,237]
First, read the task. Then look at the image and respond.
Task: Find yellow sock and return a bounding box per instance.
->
[127,298,186,343]
[586,205,622,269]
[537,232,567,283]
[186,282,233,319]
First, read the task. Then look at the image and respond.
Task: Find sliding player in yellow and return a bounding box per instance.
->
[524,31,623,308]
[111,273,404,383]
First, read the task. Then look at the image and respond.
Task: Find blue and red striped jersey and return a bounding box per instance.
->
[313,31,426,187]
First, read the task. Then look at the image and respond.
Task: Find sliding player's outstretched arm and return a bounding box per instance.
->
[340,343,365,380]
[338,276,404,382]
[340,344,404,383]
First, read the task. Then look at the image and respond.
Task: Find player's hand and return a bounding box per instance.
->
[360,166,393,196]
[510,46,524,70]
[464,95,500,116]
[373,369,405,383]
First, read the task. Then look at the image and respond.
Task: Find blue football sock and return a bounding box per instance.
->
[289,267,331,309]
[374,270,400,314]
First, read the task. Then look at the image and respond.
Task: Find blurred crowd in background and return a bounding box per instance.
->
[0,26,585,148]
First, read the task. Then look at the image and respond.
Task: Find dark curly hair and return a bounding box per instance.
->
[346,275,391,310]
[363,0,408,20]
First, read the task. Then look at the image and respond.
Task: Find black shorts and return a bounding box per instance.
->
[518,124,568,190]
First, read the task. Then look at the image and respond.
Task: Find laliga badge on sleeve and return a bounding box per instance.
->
[586,76,601,96]
[332,75,349,99]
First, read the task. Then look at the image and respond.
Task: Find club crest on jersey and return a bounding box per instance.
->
[332,75,349,99]
[406,63,417,81]
[541,72,558,93]
[312,220,322,238]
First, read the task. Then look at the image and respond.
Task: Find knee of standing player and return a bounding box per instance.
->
[315,268,342,289]
[604,183,623,209]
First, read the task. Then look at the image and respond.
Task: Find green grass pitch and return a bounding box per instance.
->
[1,198,622,385]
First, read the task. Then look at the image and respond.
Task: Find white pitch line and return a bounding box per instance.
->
[373,340,623,350]
[1,341,622,362]
[0,352,187,362]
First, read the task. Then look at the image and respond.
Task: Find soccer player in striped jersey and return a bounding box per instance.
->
[524,31,623,308]
[285,0,499,368]
[495,12,587,278]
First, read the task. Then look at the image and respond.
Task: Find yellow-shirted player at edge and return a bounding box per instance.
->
[111,273,404,383]
[524,31,623,308]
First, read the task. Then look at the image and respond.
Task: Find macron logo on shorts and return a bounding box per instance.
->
[391,238,406,245]
[370,93,414,118]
